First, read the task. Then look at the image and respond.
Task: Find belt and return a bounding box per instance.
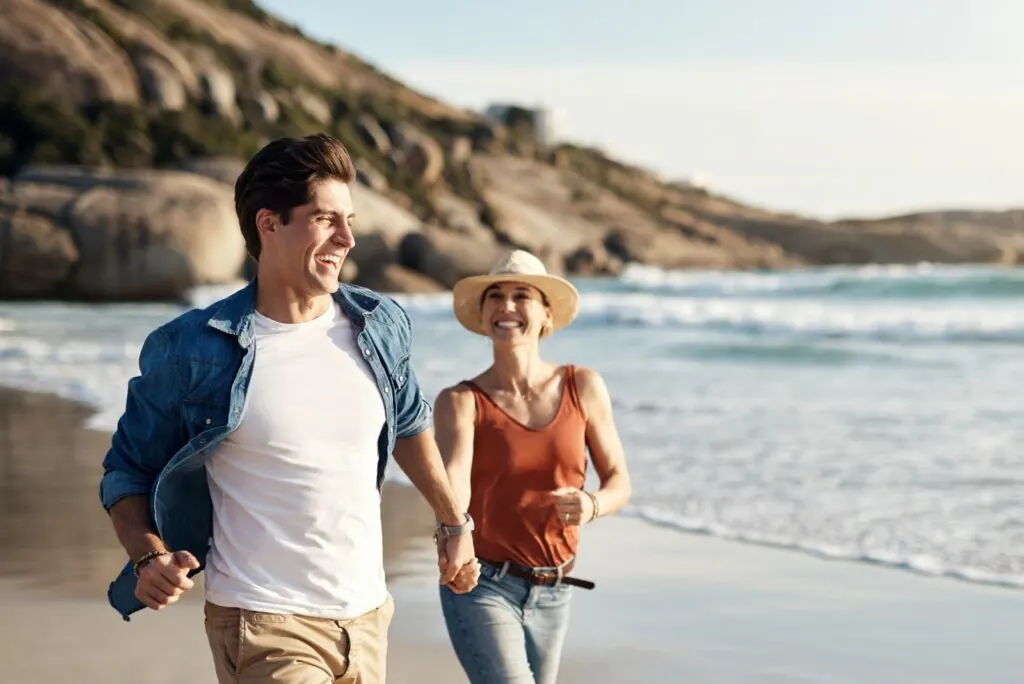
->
[478,557,595,590]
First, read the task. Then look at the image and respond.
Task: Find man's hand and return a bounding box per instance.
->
[437,533,479,594]
[550,487,595,527]
[134,550,200,610]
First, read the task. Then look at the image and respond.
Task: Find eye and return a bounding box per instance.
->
[486,291,503,300]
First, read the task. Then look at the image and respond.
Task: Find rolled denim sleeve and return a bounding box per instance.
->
[99,326,187,512]
[391,301,433,440]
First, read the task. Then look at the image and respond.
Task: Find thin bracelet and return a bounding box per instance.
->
[584,490,600,522]
[133,549,171,577]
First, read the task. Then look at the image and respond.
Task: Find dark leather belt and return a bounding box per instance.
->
[478,557,595,590]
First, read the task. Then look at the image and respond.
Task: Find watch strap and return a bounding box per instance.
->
[434,512,474,540]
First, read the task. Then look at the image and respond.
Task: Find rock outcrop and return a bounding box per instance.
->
[0,206,78,297]
[1,0,140,106]
[0,0,1020,300]
[2,166,246,299]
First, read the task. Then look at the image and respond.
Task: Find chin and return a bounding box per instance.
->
[488,332,532,345]
[302,273,341,296]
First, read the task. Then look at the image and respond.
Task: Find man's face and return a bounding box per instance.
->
[258,179,356,297]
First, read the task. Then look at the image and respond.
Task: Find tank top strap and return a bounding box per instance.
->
[563,364,587,421]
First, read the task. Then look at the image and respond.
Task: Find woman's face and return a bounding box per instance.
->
[479,281,552,344]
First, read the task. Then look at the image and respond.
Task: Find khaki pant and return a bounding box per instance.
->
[204,594,395,683]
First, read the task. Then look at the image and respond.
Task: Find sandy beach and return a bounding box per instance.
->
[2,388,1023,683]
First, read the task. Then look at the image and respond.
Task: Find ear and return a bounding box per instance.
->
[540,313,553,338]
[255,208,279,238]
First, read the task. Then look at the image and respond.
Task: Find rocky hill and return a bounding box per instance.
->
[2,0,1022,300]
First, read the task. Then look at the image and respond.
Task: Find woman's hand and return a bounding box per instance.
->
[550,486,596,526]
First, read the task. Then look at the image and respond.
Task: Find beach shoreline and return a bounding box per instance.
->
[2,387,1024,683]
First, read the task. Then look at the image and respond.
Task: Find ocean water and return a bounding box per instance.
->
[1,263,1022,589]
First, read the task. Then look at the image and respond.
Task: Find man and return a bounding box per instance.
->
[99,133,479,683]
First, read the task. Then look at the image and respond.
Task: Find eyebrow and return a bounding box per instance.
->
[312,209,356,220]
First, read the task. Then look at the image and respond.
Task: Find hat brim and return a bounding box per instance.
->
[452,273,580,336]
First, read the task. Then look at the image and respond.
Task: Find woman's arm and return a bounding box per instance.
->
[433,385,477,514]
[577,367,632,519]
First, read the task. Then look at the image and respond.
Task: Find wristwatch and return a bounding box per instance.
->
[433,512,475,542]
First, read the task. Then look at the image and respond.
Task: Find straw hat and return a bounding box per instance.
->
[452,250,580,336]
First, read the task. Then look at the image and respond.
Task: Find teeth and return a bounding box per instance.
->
[495,321,521,329]
[317,255,340,265]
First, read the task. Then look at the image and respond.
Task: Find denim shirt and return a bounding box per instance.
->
[98,280,432,621]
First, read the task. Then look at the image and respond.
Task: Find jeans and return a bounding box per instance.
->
[440,561,573,684]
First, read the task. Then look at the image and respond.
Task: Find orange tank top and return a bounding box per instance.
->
[463,365,588,569]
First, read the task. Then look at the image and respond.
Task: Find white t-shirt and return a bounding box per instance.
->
[204,301,387,619]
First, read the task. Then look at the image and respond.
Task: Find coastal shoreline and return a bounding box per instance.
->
[2,387,1024,683]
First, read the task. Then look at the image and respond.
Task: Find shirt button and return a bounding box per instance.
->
[383,386,390,394]
[205,418,211,425]
[363,347,371,356]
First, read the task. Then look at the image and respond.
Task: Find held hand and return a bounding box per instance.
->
[550,487,595,527]
[134,550,200,611]
[438,533,479,594]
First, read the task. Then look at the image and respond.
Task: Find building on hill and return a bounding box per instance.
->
[483,103,564,145]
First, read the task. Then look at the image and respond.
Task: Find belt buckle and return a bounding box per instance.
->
[530,568,557,585]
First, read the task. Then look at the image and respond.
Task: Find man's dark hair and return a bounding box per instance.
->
[234,133,357,260]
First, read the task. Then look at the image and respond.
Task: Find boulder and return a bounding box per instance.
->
[448,136,473,165]
[429,191,493,242]
[198,63,240,123]
[357,115,392,155]
[242,91,280,124]
[0,206,78,297]
[13,165,247,300]
[389,124,444,185]
[398,227,506,289]
[350,232,396,276]
[356,264,445,294]
[5,181,80,222]
[349,183,422,243]
[294,87,331,124]
[355,159,389,193]
[0,0,140,106]
[135,54,187,111]
[177,157,246,186]
[564,243,623,276]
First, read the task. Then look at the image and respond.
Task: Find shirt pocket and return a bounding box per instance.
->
[389,355,411,393]
[182,397,230,438]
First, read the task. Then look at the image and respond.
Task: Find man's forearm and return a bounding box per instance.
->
[393,431,465,526]
[108,495,169,562]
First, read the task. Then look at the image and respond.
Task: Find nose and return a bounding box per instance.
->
[501,296,516,312]
[333,219,356,249]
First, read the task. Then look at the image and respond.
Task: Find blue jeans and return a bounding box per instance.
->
[440,561,573,684]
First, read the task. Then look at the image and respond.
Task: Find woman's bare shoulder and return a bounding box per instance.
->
[572,366,608,394]
[434,381,479,420]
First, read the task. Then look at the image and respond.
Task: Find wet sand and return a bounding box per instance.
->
[3,388,1024,683]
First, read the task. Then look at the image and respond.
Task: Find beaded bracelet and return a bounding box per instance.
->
[133,549,171,577]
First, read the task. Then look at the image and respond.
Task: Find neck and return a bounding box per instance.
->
[254,268,331,324]
[490,343,546,393]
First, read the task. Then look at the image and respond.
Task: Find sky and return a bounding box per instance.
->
[258,0,1022,219]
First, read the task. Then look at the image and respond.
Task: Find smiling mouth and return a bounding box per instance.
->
[494,321,523,330]
[316,254,342,269]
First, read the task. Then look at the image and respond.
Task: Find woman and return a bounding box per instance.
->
[434,249,632,684]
